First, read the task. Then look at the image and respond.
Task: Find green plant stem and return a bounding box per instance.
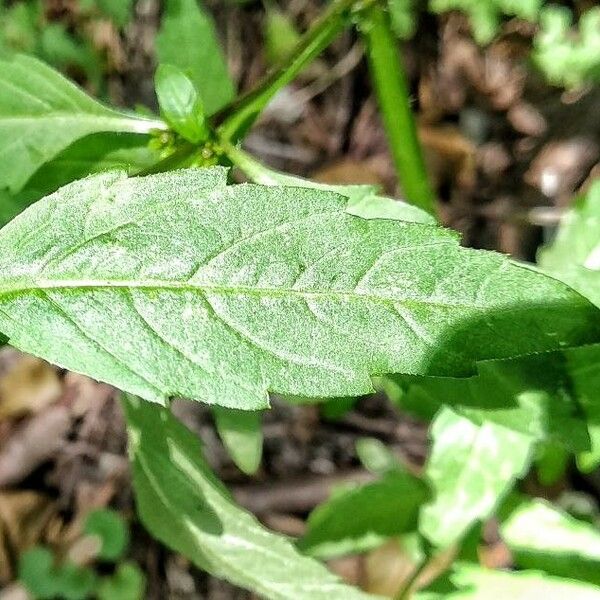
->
[395,557,428,600]
[359,3,437,216]
[394,536,435,600]
[215,0,360,142]
[220,139,286,184]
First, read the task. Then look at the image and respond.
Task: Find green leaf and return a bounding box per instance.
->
[213,406,263,475]
[298,470,428,559]
[264,5,302,65]
[539,179,600,309]
[419,407,533,547]
[18,546,60,599]
[83,508,129,561]
[96,0,135,28]
[385,346,599,454]
[533,7,600,88]
[0,132,160,228]
[355,437,400,475]
[0,168,599,409]
[429,0,543,45]
[54,563,98,600]
[39,23,103,90]
[539,186,600,468]
[420,563,600,599]
[155,64,208,143]
[225,143,436,224]
[319,396,359,419]
[18,546,97,600]
[0,1,40,55]
[0,54,164,192]
[98,562,145,600]
[501,497,600,586]
[535,440,569,486]
[156,0,235,116]
[387,0,417,40]
[123,394,378,600]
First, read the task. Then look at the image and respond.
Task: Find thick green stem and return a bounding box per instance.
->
[359,3,437,216]
[215,0,359,142]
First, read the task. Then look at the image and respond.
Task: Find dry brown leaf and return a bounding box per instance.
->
[313,159,385,187]
[363,539,417,597]
[0,353,62,421]
[0,491,57,583]
[418,124,477,192]
[0,406,70,487]
[363,538,457,597]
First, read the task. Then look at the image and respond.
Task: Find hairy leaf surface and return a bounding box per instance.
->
[0,54,164,192]
[226,144,436,224]
[0,168,599,409]
[123,394,377,600]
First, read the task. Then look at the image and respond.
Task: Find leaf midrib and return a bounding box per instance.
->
[0,113,165,131]
[0,278,485,311]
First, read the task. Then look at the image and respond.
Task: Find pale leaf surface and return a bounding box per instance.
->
[0,169,598,409]
[418,563,600,599]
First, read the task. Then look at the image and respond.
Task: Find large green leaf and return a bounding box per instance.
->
[418,563,600,599]
[0,54,164,192]
[156,0,235,116]
[500,497,600,586]
[298,470,428,559]
[123,394,377,600]
[0,168,599,409]
[419,407,533,547]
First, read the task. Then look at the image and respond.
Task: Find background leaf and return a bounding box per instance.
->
[123,393,378,600]
[213,406,263,475]
[539,179,600,308]
[298,470,428,559]
[97,563,145,600]
[419,407,533,547]
[500,497,600,586]
[156,0,235,116]
[0,54,163,192]
[83,508,129,561]
[419,563,600,599]
[385,346,598,455]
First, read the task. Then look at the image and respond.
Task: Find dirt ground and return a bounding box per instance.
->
[1,0,599,597]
